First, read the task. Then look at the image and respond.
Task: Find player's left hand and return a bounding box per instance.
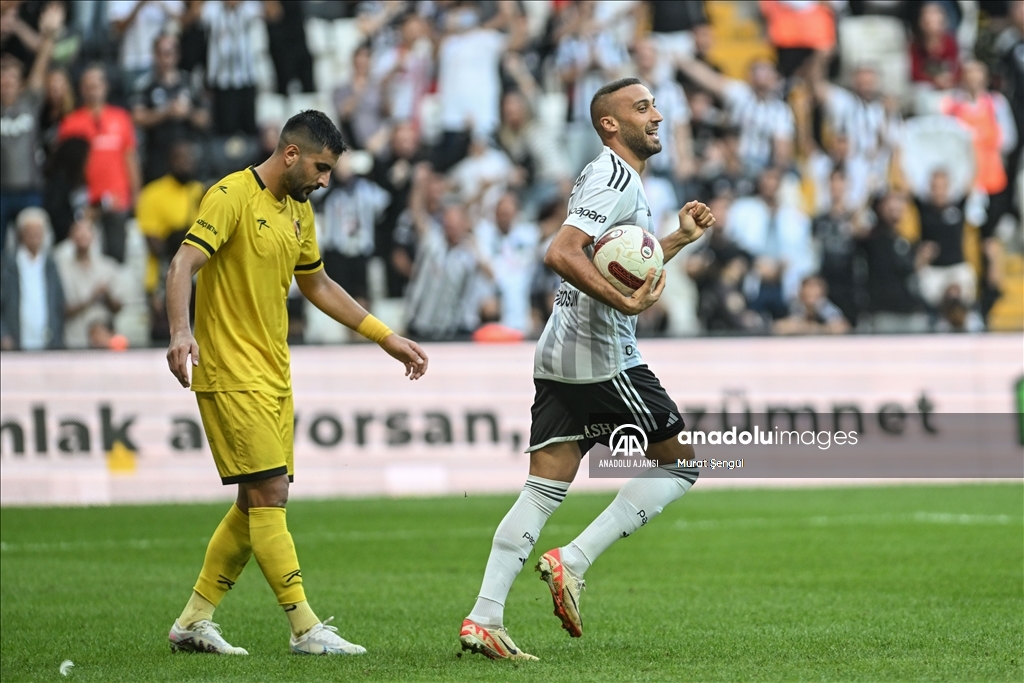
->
[677,201,715,245]
[380,334,429,380]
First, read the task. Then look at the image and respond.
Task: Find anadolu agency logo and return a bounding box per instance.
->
[596,424,658,469]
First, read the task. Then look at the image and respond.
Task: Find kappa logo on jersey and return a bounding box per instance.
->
[293,219,301,241]
[571,206,607,224]
[217,185,228,194]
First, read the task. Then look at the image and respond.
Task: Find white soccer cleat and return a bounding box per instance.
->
[290,617,367,655]
[169,619,248,654]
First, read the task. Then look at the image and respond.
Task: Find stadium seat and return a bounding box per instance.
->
[537,92,567,137]
[305,17,331,57]
[256,91,287,127]
[333,19,363,72]
[837,16,910,100]
[287,93,332,121]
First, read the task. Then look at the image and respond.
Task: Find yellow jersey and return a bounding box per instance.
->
[183,167,323,395]
[136,174,204,292]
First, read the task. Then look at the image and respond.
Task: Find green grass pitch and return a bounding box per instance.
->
[1,483,1021,682]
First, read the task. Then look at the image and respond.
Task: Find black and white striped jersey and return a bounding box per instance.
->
[534,147,654,384]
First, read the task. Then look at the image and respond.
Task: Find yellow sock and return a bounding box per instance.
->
[181,504,252,627]
[283,600,320,636]
[249,506,317,634]
[178,591,215,628]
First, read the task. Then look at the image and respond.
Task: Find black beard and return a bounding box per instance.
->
[284,168,311,202]
[621,124,661,160]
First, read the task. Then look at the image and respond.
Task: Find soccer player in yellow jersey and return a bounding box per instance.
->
[163,110,428,656]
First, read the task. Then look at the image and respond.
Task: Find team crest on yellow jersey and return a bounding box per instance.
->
[293,219,301,241]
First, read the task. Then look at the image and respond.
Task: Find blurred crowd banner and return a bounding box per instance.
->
[1,335,1021,507]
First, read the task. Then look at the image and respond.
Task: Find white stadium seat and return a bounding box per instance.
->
[305,18,331,57]
[838,16,910,100]
[256,91,287,127]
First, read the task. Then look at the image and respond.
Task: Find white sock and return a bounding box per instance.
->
[467,475,569,627]
[561,464,697,576]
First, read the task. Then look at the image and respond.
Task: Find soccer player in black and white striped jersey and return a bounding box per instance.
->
[459,78,715,661]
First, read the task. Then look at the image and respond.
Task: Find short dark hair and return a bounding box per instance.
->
[279,110,347,156]
[589,77,642,137]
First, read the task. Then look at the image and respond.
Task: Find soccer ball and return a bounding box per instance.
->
[592,225,664,296]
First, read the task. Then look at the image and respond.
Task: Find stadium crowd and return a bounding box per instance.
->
[1,0,1021,350]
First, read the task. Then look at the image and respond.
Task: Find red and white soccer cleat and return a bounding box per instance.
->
[459,618,538,660]
[536,548,585,637]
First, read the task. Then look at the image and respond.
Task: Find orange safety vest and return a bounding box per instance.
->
[943,93,1007,194]
[760,0,836,51]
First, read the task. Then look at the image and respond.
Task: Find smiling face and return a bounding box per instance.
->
[282,145,339,202]
[603,83,664,160]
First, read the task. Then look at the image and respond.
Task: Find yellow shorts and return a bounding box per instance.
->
[196,391,294,485]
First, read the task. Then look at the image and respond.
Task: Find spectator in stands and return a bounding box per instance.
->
[773,275,851,335]
[934,284,985,332]
[910,2,961,90]
[634,36,694,195]
[812,166,868,326]
[42,134,89,244]
[914,168,975,308]
[108,0,184,87]
[644,0,707,67]
[39,66,73,153]
[529,197,567,332]
[858,190,929,333]
[57,64,140,264]
[0,2,60,252]
[54,210,124,349]
[556,0,630,175]
[474,192,538,335]
[448,134,514,220]
[317,152,391,310]
[0,207,64,350]
[392,164,446,299]
[202,0,262,136]
[264,0,314,95]
[177,0,208,77]
[132,33,210,184]
[134,139,202,340]
[370,122,425,297]
[435,2,524,172]
[677,56,795,174]
[0,0,53,67]
[810,57,901,203]
[942,59,1017,319]
[675,22,721,107]
[687,193,764,334]
[334,43,384,151]
[699,125,757,199]
[760,0,837,80]
[405,198,493,342]
[374,11,432,127]
[496,90,570,208]
[727,166,814,317]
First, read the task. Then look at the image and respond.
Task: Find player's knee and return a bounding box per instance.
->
[241,475,290,509]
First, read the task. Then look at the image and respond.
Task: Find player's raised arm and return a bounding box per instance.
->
[295,269,428,380]
[544,223,665,316]
[165,242,208,388]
